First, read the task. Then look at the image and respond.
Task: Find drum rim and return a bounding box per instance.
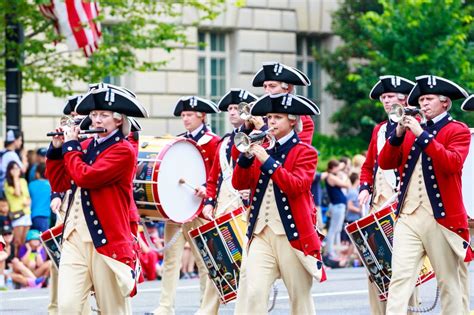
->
[40,223,64,241]
[150,136,207,223]
[345,204,396,234]
[189,207,245,237]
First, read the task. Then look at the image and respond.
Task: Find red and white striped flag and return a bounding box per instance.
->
[39,0,102,57]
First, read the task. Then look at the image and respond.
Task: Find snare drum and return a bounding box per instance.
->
[189,207,247,303]
[133,135,207,223]
[345,203,435,301]
[462,129,474,225]
[40,223,64,269]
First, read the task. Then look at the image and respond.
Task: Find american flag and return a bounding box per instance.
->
[39,0,102,57]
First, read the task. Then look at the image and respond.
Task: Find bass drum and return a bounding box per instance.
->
[133,135,207,223]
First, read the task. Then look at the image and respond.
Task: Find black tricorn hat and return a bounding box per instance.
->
[173,96,219,116]
[78,116,92,131]
[250,93,320,116]
[75,83,148,118]
[407,75,468,106]
[63,95,83,115]
[252,62,311,87]
[369,75,415,100]
[461,94,474,112]
[217,89,258,111]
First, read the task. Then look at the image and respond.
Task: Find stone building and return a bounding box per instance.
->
[4,0,342,148]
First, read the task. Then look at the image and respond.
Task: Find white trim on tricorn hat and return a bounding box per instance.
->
[217,88,258,111]
[88,82,136,98]
[128,117,142,132]
[252,61,311,87]
[368,75,415,100]
[173,96,219,116]
[250,93,320,116]
[461,94,474,112]
[75,84,149,118]
[407,75,468,107]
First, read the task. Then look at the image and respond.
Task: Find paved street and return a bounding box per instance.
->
[1,265,474,314]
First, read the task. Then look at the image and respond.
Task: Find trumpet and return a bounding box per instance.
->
[388,103,427,125]
[238,101,254,121]
[234,127,276,153]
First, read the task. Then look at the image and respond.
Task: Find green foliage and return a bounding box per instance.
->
[0,0,226,96]
[318,0,474,142]
[312,133,367,172]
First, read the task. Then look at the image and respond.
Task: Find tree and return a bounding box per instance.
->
[0,0,226,96]
[318,0,474,141]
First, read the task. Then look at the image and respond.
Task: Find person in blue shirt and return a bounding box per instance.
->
[28,163,51,232]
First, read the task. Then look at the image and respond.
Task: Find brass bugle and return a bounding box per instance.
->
[46,128,107,137]
[388,103,427,125]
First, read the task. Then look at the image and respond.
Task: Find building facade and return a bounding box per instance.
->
[11,0,343,148]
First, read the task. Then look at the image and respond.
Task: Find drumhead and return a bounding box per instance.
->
[157,139,206,222]
[462,129,474,218]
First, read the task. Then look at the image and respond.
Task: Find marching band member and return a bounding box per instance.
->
[232,93,325,314]
[48,94,91,315]
[46,84,148,314]
[252,61,315,144]
[378,75,471,314]
[153,96,220,315]
[199,88,257,315]
[358,75,419,314]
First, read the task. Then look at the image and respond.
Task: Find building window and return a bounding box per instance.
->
[296,35,322,131]
[197,31,227,136]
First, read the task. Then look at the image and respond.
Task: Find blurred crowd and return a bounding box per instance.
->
[312,152,369,269]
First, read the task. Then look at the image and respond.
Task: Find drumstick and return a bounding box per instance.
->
[178,178,197,191]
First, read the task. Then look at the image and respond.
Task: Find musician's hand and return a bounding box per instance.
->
[50,197,62,213]
[395,122,406,138]
[195,186,207,198]
[64,126,80,142]
[402,115,423,137]
[358,190,370,207]
[239,189,250,201]
[202,205,215,221]
[248,116,265,130]
[52,128,65,148]
[249,143,269,164]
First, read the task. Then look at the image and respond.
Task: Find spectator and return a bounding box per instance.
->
[9,229,48,288]
[351,154,366,175]
[18,229,50,279]
[181,242,197,279]
[340,173,363,266]
[324,160,350,260]
[4,161,31,254]
[0,196,10,228]
[25,150,36,183]
[27,148,47,183]
[0,224,14,289]
[0,130,27,195]
[28,163,51,232]
[138,222,162,281]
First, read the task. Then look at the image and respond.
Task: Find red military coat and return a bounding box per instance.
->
[378,114,472,261]
[299,115,314,145]
[359,120,399,194]
[127,131,140,236]
[205,131,241,207]
[46,131,140,294]
[232,133,322,258]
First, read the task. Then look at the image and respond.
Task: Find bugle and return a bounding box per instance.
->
[388,103,427,125]
[234,127,276,153]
